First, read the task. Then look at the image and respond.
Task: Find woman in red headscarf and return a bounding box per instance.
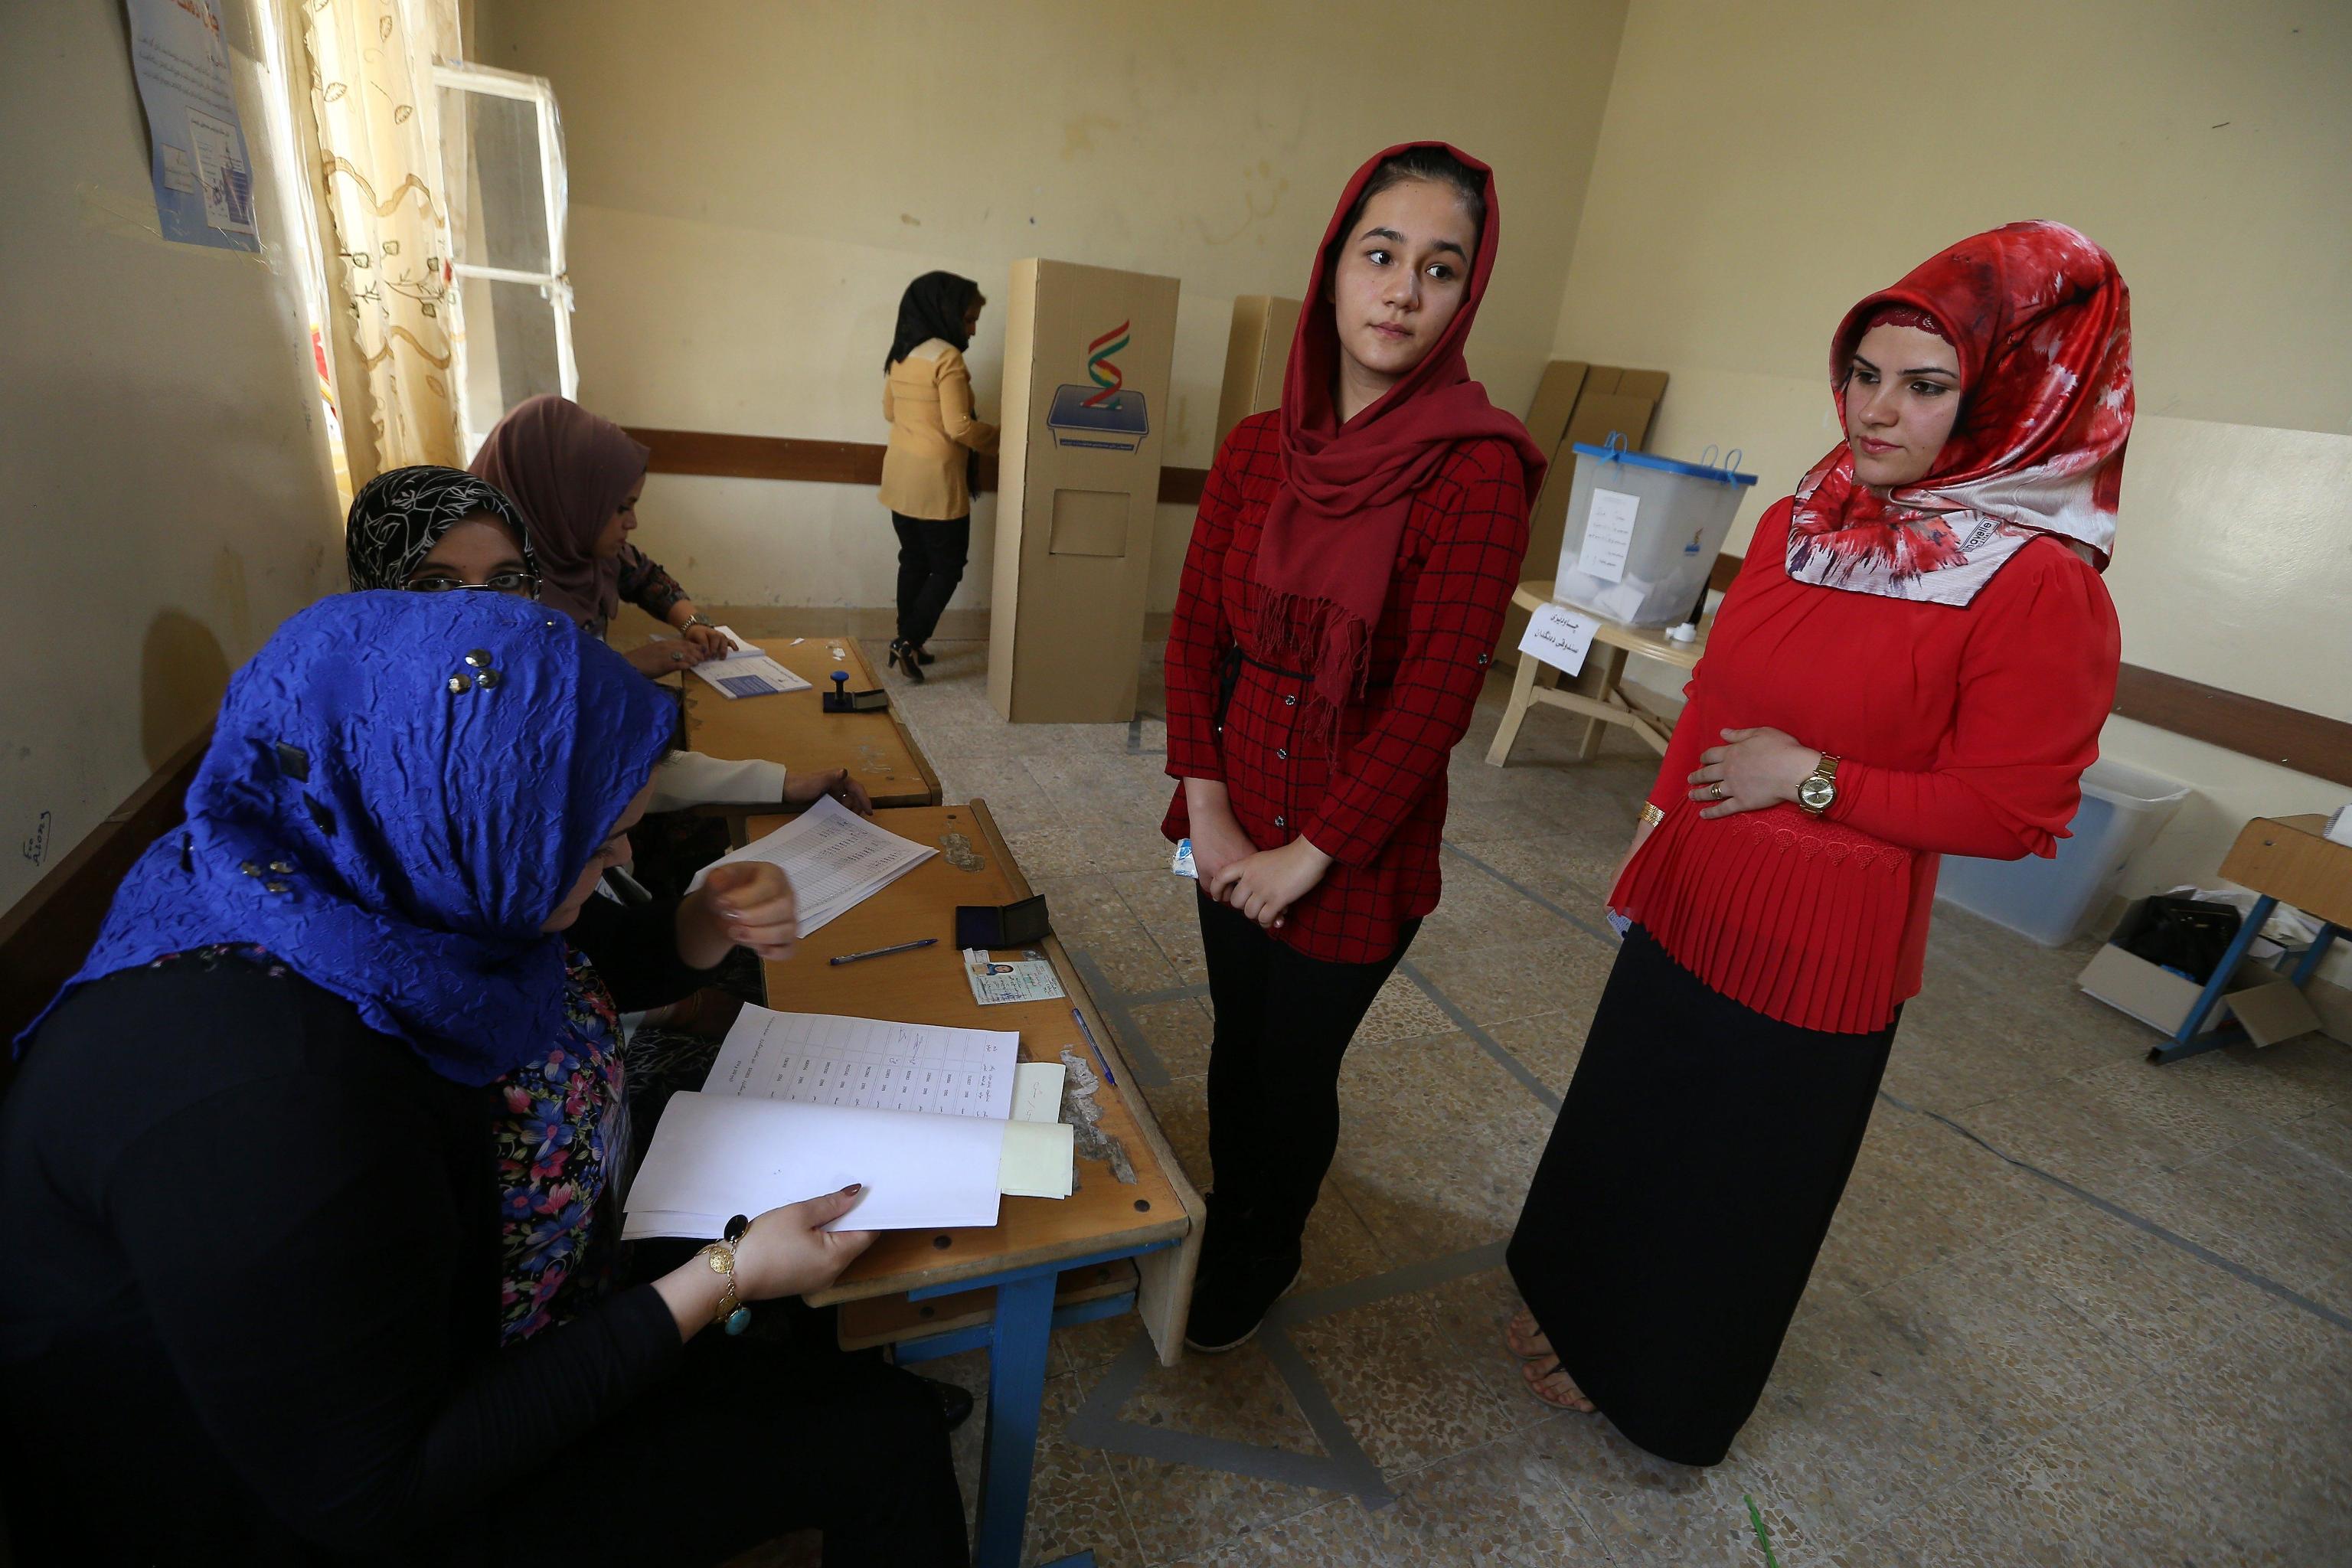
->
[1504,222,2132,1465]
[1161,143,1547,1352]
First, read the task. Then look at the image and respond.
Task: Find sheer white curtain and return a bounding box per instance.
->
[295,0,466,482]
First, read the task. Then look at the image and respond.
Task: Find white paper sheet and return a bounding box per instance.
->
[1576,487,1642,583]
[706,1004,1018,1120]
[686,795,936,933]
[1518,602,1599,677]
[622,1092,1004,1235]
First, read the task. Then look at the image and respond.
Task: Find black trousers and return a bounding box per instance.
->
[1505,925,1898,1467]
[890,512,970,647]
[1197,889,1419,1250]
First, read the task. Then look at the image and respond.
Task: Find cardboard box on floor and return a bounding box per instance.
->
[1498,362,1669,661]
[2077,897,2323,1046]
[986,260,1181,723]
[1213,295,1302,452]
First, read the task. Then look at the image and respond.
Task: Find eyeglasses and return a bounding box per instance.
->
[404,571,541,599]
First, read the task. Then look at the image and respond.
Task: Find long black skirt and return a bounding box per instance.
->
[1505,924,1898,1467]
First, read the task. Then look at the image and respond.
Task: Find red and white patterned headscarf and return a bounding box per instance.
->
[1788,220,2133,606]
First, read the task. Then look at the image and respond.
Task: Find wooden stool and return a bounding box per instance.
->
[1487,579,1710,766]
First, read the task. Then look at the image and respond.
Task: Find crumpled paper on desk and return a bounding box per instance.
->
[1059,1047,1137,1184]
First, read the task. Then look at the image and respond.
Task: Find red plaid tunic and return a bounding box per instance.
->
[1161,411,1530,964]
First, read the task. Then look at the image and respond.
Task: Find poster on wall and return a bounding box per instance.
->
[122,0,260,252]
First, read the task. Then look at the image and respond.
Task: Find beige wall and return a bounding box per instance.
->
[0,1,341,916]
[1550,0,2352,970]
[472,0,1630,616]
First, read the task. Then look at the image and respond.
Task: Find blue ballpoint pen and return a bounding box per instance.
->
[828,937,938,966]
[1071,1006,1116,1086]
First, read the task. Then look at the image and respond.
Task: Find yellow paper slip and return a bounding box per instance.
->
[999,1121,1076,1199]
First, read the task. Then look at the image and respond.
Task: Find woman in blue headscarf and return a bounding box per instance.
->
[341,465,874,819]
[0,593,968,1566]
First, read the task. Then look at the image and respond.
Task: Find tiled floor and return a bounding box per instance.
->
[779,636,2352,1567]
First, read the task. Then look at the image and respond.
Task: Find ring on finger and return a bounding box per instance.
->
[1712,781,1726,800]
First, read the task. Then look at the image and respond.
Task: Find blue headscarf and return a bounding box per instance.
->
[19,592,675,1086]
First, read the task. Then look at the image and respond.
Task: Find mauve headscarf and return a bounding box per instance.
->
[469,394,650,632]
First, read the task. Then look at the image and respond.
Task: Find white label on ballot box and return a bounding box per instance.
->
[1576,487,1641,583]
[1518,602,1598,677]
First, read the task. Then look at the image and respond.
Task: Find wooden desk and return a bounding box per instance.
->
[684,635,941,813]
[2154,813,2348,1064]
[750,800,1200,1568]
[1487,579,1711,766]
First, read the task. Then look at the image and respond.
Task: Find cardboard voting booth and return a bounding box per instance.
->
[985,260,1181,723]
[1213,295,1302,452]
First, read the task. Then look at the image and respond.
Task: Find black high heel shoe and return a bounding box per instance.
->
[915,645,936,665]
[887,639,926,684]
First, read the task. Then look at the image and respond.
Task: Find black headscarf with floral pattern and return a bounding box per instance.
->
[345,465,536,592]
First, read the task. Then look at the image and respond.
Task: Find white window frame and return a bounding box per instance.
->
[429,61,577,456]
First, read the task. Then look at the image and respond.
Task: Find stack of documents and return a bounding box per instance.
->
[622,1004,1076,1238]
[688,628,814,699]
[687,795,935,935]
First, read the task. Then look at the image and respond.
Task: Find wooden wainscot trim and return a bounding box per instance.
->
[626,427,1210,508]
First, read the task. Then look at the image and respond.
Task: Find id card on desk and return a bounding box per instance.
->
[962,949,1067,1006]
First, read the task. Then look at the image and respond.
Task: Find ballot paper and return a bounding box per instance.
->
[962,948,1067,1006]
[707,1004,1019,1119]
[1589,578,1650,624]
[688,629,813,700]
[622,1016,1075,1237]
[686,795,935,933]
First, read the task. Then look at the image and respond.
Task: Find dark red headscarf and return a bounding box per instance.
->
[469,394,650,632]
[1253,142,1547,720]
[1789,220,2133,606]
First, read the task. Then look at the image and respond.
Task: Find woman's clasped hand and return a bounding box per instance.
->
[1686,726,1824,816]
[1206,836,1334,929]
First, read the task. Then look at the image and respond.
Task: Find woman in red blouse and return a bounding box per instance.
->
[1162,143,1547,1352]
[1504,222,2132,1465]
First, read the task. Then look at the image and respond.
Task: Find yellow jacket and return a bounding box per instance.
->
[880,340,998,519]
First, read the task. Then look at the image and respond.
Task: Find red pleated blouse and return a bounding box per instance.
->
[1610,498,2121,1034]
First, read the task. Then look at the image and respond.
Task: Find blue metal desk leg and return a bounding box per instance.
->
[973,1270,1058,1568]
[2150,895,2274,1066]
[2286,922,2341,988]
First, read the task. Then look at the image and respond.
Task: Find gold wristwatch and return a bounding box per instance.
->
[1797,753,1841,817]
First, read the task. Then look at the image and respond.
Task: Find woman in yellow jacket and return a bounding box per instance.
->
[880,271,997,681]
